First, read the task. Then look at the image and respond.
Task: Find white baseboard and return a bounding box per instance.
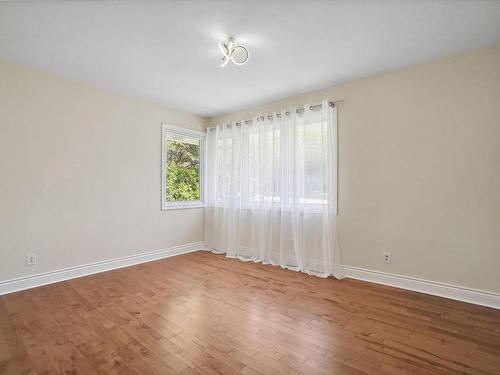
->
[0,242,205,296]
[2,247,498,310]
[343,265,500,309]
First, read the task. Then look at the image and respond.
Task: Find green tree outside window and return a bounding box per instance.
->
[166,138,200,201]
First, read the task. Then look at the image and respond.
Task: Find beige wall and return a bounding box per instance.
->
[209,44,500,294]
[0,60,207,281]
[2,43,499,294]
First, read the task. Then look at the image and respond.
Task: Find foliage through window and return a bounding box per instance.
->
[162,125,204,209]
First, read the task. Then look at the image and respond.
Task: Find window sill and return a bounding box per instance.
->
[205,204,336,215]
[161,204,205,211]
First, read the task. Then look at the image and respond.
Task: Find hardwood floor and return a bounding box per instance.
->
[0,251,499,375]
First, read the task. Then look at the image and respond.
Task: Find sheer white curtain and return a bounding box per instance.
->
[205,100,343,279]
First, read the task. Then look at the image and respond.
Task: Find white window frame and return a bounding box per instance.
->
[161,124,205,210]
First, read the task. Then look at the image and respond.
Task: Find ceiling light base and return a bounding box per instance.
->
[219,37,249,67]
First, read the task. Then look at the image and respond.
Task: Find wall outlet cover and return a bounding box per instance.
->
[26,253,37,266]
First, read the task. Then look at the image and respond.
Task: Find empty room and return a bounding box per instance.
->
[1,1,500,374]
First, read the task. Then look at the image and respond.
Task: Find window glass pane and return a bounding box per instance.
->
[303,121,327,204]
[166,135,200,202]
[271,128,281,202]
[216,137,233,202]
[246,128,281,205]
[248,132,259,203]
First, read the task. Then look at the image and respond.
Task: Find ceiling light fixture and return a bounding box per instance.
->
[219,37,249,67]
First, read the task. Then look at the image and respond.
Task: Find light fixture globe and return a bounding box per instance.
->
[231,45,249,65]
[219,37,249,67]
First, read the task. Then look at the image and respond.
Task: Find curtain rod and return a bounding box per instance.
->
[208,99,343,130]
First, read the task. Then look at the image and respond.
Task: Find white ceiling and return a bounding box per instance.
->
[1,1,500,117]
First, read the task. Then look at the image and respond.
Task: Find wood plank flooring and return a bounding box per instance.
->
[0,251,499,374]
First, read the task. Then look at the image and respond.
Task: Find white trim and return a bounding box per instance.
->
[161,204,204,210]
[161,123,206,211]
[161,124,206,138]
[0,242,206,296]
[343,265,500,309]
[3,248,497,310]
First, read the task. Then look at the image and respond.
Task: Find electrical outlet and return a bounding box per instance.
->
[26,253,37,266]
[383,251,391,264]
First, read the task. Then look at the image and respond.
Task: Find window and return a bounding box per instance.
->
[206,110,334,212]
[161,124,205,210]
